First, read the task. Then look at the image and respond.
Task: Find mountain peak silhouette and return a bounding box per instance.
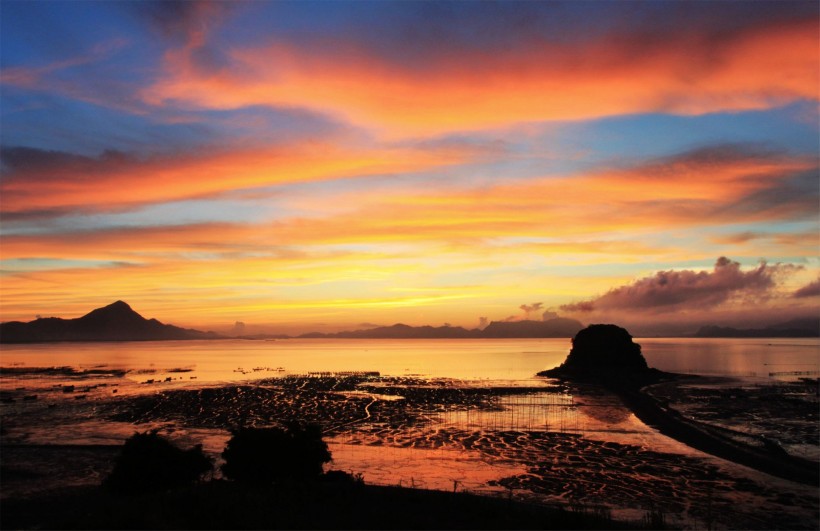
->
[107,300,132,311]
[82,300,140,319]
[1,301,219,343]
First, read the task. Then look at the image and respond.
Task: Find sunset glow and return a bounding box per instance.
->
[1,0,818,335]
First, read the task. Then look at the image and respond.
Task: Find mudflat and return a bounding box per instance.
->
[1,373,818,529]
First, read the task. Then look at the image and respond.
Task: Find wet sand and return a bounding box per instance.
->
[622,377,819,485]
[645,377,819,461]
[334,407,818,528]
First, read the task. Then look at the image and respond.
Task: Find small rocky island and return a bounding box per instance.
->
[538,323,665,388]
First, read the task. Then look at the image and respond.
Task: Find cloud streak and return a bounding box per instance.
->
[2,144,815,259]
[0,141,478,218]
[258,145,817,246]
[143,14,818,136]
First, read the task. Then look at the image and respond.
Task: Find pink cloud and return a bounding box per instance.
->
[561,257,800,314]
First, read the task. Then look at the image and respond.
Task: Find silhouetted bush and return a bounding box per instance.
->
[221,423,331,484]
[104,431,212,494]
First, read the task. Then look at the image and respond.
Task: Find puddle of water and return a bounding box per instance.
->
[327,441,525,496]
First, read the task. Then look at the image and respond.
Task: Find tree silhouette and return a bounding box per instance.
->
[104,431,212,494]
[221,423,331,484]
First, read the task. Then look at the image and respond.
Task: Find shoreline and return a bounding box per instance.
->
[615,376,819,486]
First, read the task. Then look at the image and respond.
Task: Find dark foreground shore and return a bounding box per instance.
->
[0,479,641,530]
[622,378,819,486]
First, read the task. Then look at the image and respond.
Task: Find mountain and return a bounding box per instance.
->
[299,323,480,339]
[765,318,820,333]
[694,318,819,338]
[0,301,221,343]
[480,318,584,338]
[0,302,585,342]
[297,318,584,339]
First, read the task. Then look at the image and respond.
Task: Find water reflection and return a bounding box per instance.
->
[434,393,580,433]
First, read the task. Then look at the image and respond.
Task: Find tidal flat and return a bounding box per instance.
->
[1,367,817,529]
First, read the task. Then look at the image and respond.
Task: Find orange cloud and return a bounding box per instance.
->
[3,145,813,260]
[2,144,814,329]
[261,146,817,246]
[0,141,476,216]
[143,17,818,136]
[0,223,248,261]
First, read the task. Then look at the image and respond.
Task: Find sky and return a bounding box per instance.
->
[1,0,818,336]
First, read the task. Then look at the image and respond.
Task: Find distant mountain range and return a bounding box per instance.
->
[6,300,814,343]
[480,318,584,338]
[693,318,819,338]
[298,323,477,339]
[295,318,585,339]
[0,301,221,343]
[0,301,585,343]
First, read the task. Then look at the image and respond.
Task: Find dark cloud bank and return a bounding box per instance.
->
[560,257,816,335]
[562,257,795,313]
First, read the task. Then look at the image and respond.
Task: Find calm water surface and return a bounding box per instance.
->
[2,337,817,388]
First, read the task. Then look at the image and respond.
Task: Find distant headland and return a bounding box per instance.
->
[693,318,819,338]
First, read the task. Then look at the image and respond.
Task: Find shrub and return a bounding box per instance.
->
[221,423,331,484]
[104,430,212,494]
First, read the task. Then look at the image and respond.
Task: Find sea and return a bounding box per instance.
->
[1,337,817,386]
[1,338,818,528]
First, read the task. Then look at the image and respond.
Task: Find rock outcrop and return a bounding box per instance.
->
[538,324,654,383]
